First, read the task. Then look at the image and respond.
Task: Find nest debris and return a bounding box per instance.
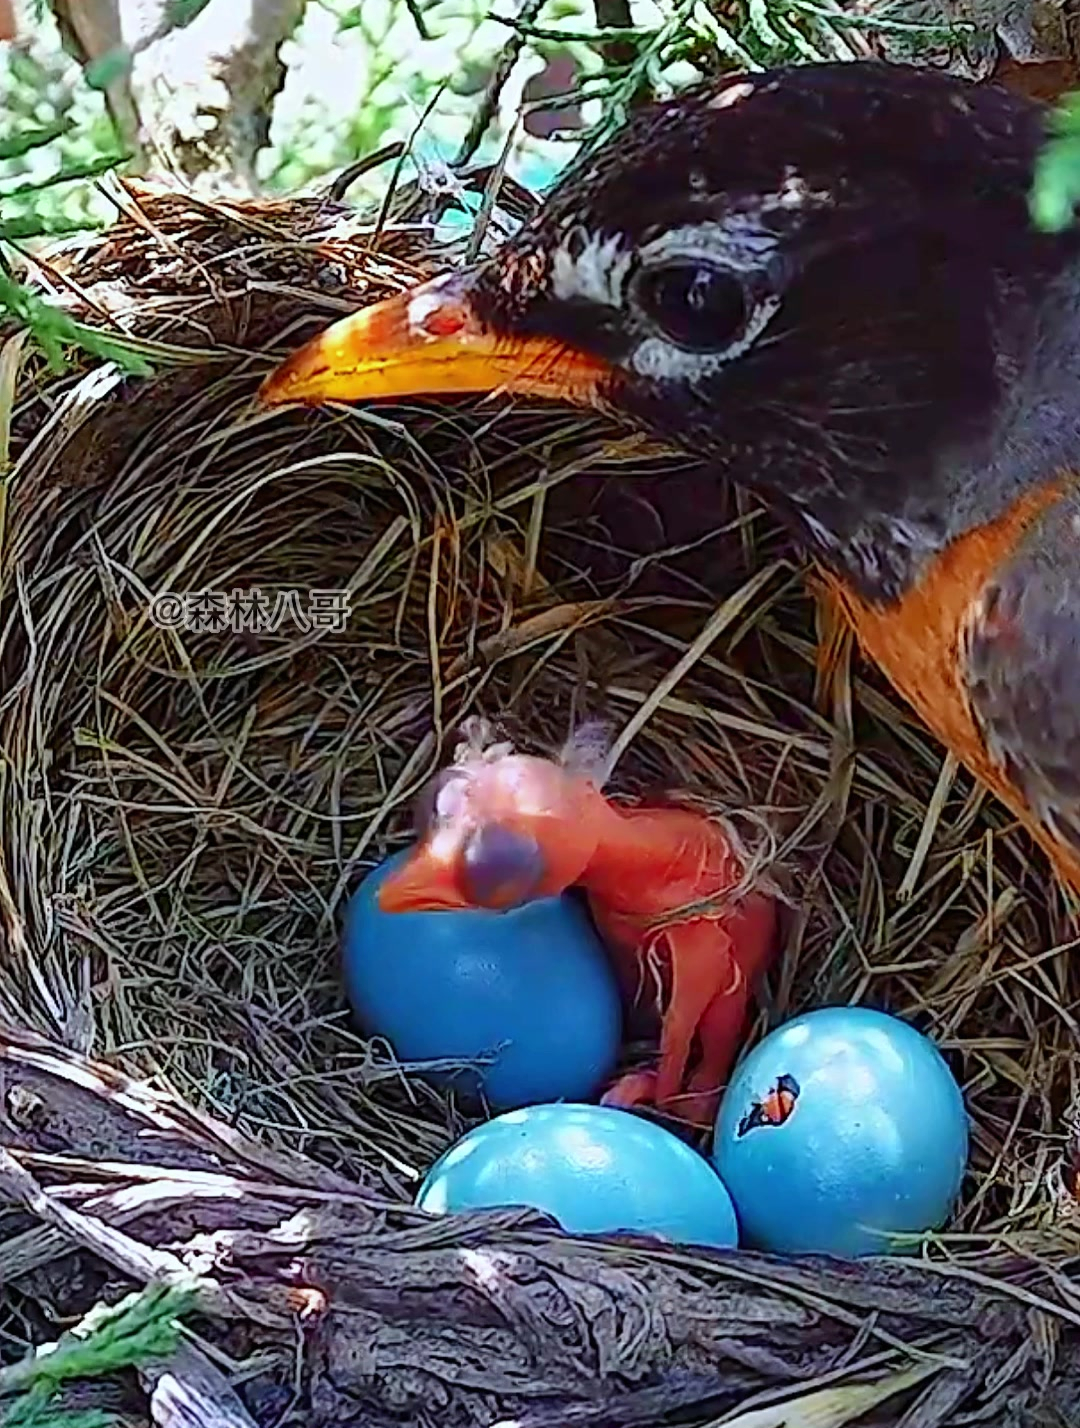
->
[0,172,1078,1426]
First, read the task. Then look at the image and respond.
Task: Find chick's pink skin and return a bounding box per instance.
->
[376,746,780,1127]
[376,754,611,913]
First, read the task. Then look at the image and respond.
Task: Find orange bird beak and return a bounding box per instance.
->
[258,269,612,409]
[377,843,472,914]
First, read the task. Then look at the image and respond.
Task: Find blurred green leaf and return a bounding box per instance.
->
[0,214,110,240]
[0,121,71,160]
[84,46,133,91]
[2,151,129,201]
[163,0,216,29]
[0,267,154,377]
[1031,92,1080,233]
[7,50,44,85]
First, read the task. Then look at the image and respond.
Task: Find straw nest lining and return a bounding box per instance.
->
[0,173,1079,1426]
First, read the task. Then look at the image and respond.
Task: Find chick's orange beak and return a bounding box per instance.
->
[258,270,612,409]
[377,844,471,914]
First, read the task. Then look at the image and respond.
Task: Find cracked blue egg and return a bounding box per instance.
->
[712,1006,969,1257]
[340,850,622,1111]
[416,1102,740,1247]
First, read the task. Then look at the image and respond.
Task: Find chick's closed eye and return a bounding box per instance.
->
[461,824,546,909]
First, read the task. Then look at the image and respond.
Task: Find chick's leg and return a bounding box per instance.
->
[602,920,739,1126]
[675,977,753,1126]
[600,1066,659,1110]
[658,922,736,1096]
[677,892,780,1121]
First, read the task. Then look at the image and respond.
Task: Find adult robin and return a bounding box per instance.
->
[260,61,1080,901]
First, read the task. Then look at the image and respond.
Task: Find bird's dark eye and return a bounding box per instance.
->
[460,823,545,910]
[633,261,749,353]
[413,768,468,836]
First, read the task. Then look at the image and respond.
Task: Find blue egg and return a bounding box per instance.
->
[417,1102,740,1248]
[712,1006,969,1257]
[340,850,622,1111]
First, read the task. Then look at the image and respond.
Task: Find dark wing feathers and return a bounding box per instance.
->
[964,486,1080,853]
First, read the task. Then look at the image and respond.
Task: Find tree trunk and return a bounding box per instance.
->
[50,0,307,193]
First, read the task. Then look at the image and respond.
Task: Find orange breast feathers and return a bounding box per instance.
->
[815,477,1080,893]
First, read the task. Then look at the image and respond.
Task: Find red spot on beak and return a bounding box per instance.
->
[420,303,469,339]
[257,270,612,409]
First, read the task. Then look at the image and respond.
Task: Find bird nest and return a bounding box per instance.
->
[1,172,1080,1428]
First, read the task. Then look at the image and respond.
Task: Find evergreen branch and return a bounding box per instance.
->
[0,267,154,377]
[0,1283,196,1428]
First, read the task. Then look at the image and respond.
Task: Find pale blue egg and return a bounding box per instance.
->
[340,850,622,1111]
[417,1102,740,1247]
[712,1006,969,1257]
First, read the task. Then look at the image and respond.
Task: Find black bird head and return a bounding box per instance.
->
[260,62,1079,600]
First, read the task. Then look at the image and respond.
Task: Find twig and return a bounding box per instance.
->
[373,86,449,244]
[399,0,431,42]
[141,1342,260,1428]
[454,0,547,168]
[464,121,519,263]
[0,1149,228,1321]
[325,142,407,202]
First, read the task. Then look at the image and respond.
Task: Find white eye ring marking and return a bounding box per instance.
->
[545,176,829,318]
[544,198,824,383]
[549,228,634,308]
[623,190,827,380]
[639,220,780,274]
[629,218,785,380]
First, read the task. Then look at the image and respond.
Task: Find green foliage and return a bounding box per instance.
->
[263,0,514,195]
[500,0,968,166]
[0,266,153,376]
[161,0,216,30]
[1,0,981,216]
[0,122,71,163]
[82,48,135,93]
[0,26,121,238]
[0,4,150,372]
[0,1283,195,1428]
[1031,91,1080,233]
